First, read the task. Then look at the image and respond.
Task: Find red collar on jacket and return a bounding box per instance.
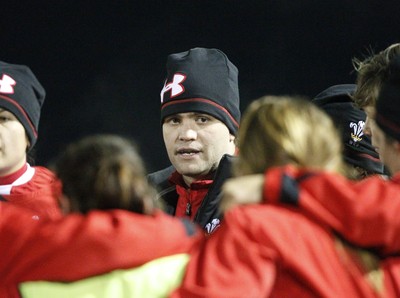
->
[168,170,213,220]
[0,163,28,185]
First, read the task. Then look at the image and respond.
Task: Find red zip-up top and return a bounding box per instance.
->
[169,171,212,221]
[1,203,202,298]
[0,163,62,220]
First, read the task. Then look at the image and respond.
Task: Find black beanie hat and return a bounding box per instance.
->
[160,47,240,135]
[313,84,384,174]
[0,61,45,150]
[376,55,400,141]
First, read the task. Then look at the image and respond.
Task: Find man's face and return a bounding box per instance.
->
[162,112,235,185]
[0,109,28,176]
[364,105,400,174]
[371,122,399,174]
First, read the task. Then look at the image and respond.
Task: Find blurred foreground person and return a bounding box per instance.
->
[1,134,201,298]
[172,96,400,298]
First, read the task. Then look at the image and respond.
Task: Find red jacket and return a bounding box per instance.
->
[262,165,400,255]
[172,166,400,297]
[1,164,62,220]
[1,203,202,297]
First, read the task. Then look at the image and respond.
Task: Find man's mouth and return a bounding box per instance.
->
[176,148,201,156]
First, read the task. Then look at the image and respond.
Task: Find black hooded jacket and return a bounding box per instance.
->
[148,154,235,232]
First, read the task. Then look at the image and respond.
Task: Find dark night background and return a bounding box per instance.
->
[1,1,399,172]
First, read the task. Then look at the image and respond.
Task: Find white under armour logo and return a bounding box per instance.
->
[0,74,16,94]
[160,73,186,103]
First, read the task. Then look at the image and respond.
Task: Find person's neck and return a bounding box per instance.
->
[0,163,28,185]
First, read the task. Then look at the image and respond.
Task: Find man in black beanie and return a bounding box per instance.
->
[0,60,61,219]
[313,84,384,179]
[148,47,240,233]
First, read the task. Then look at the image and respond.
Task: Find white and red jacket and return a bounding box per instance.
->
[0,163,62,219]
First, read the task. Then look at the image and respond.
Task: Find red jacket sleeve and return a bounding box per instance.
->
[263,165,400,255]
[1,203,202,284]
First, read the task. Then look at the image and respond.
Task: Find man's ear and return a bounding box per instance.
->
[229,134,235,142]
[25,135,31,152]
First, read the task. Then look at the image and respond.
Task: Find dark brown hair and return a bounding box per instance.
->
[52,134,156,214]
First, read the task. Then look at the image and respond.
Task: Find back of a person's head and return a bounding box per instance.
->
[234,96,344,176]
[353,43,400,108]
[52,134,155,214]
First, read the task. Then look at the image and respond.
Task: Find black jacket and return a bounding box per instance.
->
[148,154,235,231]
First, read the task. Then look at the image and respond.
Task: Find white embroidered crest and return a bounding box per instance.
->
[160,73,186,103]
[349,120,365,142]
[205,218,220,234]
[0,74,16,94]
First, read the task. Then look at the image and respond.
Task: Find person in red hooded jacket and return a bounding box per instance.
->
[1,134,202,298]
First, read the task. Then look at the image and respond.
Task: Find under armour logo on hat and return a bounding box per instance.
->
[160,73,186,103]
[0,74,16,94]
[0,61,46,151]
[160,47,241,135]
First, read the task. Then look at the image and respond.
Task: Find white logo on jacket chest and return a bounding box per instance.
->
[205,218,220,234]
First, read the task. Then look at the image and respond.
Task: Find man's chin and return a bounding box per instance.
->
[177,166,208,177]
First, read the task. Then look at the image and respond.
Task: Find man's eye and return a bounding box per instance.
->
[0,116,10,122]
[197,117,209,123]
[166,117,180,124]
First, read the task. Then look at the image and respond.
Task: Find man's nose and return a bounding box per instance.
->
[178,123,197,141]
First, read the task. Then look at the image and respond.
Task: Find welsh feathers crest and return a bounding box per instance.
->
[205,218,220,234]
[349,120,365,142]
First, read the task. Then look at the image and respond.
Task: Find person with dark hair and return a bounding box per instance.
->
[2,134,201,297]
[52,134,157,215]
[148,47,240,234]
[313,84,385,179]
[0,61,61,219]
[352,43,400,163]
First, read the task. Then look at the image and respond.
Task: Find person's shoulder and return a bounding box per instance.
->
[32,166,56,179]
[148,165,175,186]
[225,204,327,239]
